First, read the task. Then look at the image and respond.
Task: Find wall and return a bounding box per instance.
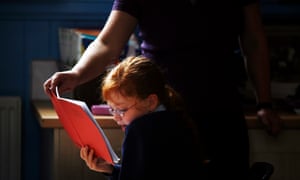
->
[0,1,112,180]
[262,3,300,24]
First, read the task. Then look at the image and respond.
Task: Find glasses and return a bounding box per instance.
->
[108,103,136,117]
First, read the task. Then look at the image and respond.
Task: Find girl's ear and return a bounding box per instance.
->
[147,94,159,111]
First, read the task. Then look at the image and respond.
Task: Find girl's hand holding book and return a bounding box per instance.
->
[80,146,114,173]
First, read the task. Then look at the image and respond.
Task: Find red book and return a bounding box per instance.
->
[49,87,120,164]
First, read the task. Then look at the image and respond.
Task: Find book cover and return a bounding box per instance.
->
[49,87,120,164]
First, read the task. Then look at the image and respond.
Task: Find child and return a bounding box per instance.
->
[80,56,205,179]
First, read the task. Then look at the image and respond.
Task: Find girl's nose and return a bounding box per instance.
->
[113,115,122,122]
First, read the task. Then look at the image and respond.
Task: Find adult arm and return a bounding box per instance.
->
[72,10,138,84]
[239,3,282,136]
[44,10,137,94]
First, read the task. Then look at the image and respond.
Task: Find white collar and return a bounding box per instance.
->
[154,104,166,112]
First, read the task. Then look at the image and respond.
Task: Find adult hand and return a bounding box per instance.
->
[43,70,80,96]
[80,146,113,173]
[257,108,283,137]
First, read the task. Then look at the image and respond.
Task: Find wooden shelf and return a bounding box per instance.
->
[32,100,118,129]
[33,100,300,129]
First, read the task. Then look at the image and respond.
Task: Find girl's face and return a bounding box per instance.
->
[106,91,155,131]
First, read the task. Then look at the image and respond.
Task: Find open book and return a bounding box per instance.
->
[49,87,120,164]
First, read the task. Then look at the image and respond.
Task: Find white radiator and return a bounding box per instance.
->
[0,96,21,180]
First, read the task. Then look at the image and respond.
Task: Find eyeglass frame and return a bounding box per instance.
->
[108,103,136,117]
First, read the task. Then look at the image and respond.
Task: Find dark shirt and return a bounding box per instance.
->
[108,110,203,180]
[112,0,258,111]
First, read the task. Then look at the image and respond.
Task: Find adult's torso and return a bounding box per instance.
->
[113,0,257,110]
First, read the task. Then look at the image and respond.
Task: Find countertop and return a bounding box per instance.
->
[32,100,300,129]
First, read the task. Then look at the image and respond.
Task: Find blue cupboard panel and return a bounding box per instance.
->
[0,21,25,95]
[0,2,112,20]
[25,21,52,59]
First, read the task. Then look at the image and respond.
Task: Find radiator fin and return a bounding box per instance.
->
[0,97,21,180]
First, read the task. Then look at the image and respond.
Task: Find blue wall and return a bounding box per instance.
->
[0,1,112,180]
[261,3,300,24]
[0,1,300,180]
